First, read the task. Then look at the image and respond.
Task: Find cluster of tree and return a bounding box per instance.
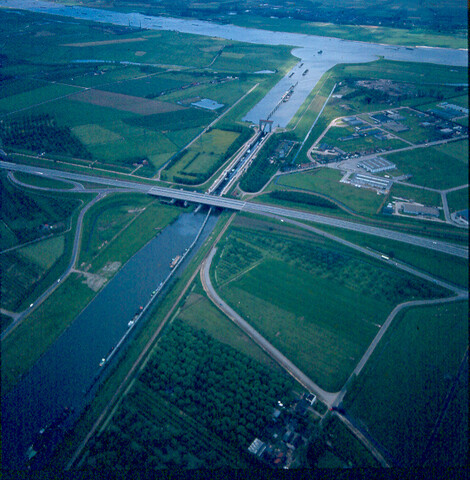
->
[0,174,79,245]
[0,114,91,159]
[269,190,338,210]
[217,236,262,284]
[85,320,292,470]
[140,320,293,449]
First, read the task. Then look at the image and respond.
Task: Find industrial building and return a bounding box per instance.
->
[357,157,396,173]
[350,173,392,191]
[401,204,439,218]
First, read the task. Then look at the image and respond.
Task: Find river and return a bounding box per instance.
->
[1,208,218,470]
[1,0,467,127]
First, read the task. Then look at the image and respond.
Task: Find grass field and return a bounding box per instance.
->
[13,172,75,190]
[276,168,385,216]
[446,187,469,214]
[433,139,468,165]
[78,193,154,266]
[163,129,239,183]
[389,183,442,207]
[343,301,468,466]
[387,145,468,190]
[18,235,65,270]
[213,220,448,391]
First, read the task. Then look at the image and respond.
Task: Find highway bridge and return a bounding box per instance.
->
[1,161,468,259]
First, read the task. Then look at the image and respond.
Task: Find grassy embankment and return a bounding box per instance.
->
[211,215,449,392]
[343,301,468,466]
[1,194,182,395]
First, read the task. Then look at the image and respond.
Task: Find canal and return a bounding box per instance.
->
[1,208,218,470]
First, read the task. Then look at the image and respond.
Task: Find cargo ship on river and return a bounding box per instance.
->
[170,255,181,268]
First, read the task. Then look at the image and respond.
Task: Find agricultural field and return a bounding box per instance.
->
[83,319,294,469]
[343,301,468,466]
[212,217,448,392]
[0,9,294,176]
[162,128,246,184]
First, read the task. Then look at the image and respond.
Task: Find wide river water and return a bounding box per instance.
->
[2,209,218,469]
[1,0,467,127]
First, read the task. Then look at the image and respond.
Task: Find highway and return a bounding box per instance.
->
[1,160,468,259]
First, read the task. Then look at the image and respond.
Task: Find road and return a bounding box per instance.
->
[1,161,467,259]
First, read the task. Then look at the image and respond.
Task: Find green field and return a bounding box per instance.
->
[446,187,469,214]
[18,235,65,270]
[276,168,385,216]
[78,193,156,266]
[163,128,239,183]
[313,223,468,289]
[387,144,468,190]
[389,183,442,207]
[213,220,448,391]
[343,301,468,466]
[13,172,75,190]
[433,139,469,164]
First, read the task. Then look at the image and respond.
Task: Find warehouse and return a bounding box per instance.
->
[401,204,439,218]
[357,157,396,173]
[350,173,392,191]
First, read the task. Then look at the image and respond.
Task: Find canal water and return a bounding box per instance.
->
[1,208,218,470]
